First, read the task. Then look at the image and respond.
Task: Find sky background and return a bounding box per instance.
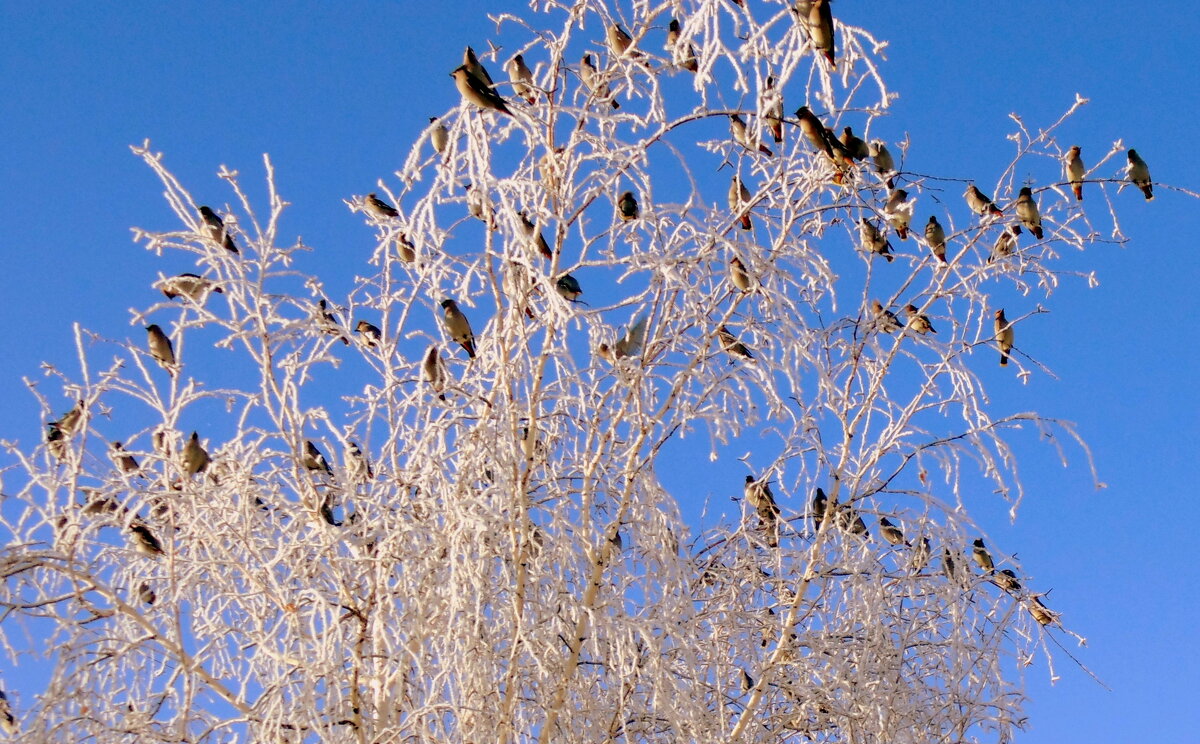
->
[2,2,1198,741]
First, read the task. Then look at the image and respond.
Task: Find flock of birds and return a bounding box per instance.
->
[24,1,1162,730]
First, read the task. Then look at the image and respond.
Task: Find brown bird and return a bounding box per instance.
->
[345,440,374,484]
[964,185,1003,218]
[596,315,647,363]
[840,126,869,161]
[795,106,833,158]
[452,64,512,116]
[0,688,16,736]
[718,325,754,361]
[158,273,223,302]
[519,211,553,259]
[507,54,536,104]
[303,440,334,477]
[666,19,699,73]
[1027,596,1057,626]
[354,320,381,348]
[429,116,449,155]
[871,140,895,187]
[182,431,210,475]
[910,536,931,572]
[729,255,755,292]
[994,309,1014,366]
[556,274,583,302]
[811,487,828,533]
[730,114,773,156]
[872,299,901,334]
[607,23,641,60]
[989,226,1019,264]
[145,324,176,373]
[53,400,85,437]
[729,175,752,230]
[879,517,907,546]
[1015,187,1043,239]
[580,54,619,109]
[1126,149,1153,200]
[806,0,836,69]
[993,568,1021,593]
[883,189,913,240]
[904,304,936,335]
[618,191,640,221]
[129,521,164,557]
[316,300,350,345]
[463,46,495,89]
[364,193,399,220]
[858,219,894,262]
[109,441,139,473]
[422,344,451,400]
[441,299,477,358]
[972,538,995,572]
[744,474,781,547]
[924,216,948,263]
[762,76,784,144]
[198,206,239,254]
[1065,146,1084,201]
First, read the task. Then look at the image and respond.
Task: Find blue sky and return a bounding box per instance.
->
[2,2,1198,741]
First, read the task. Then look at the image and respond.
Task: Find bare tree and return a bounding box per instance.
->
[0,1,1167,742]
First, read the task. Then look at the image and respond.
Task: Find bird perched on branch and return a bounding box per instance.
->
[840,126,869,161]
[994,309,1014,366]
[182,431,210,476]
[924,216,948,263]
[157,273,222,302]
[729,175,752,230]
[728,255,756,291]
[1126,149,1153,200]
[429,116,449,155]
[422,345,451,400]
[110,441,139,473]
[354,320,381,348]
[730,114,773,156]
[452,65,512,115]
[364,193,399,220]
[879,517,907,546]
[1065,146,1084,201]
[555,274,583,302]
[871,141,895,187]
[316,300,350,345]
[972,538,995,572]
[129,521,163,557]
[718,326,755,361]
[198,206,239,254]
[883,189,914,240]
[580,54,619,109]
[345,441,374,484]
[744,474,781,547]
[904,304,936,335]
[871,299,901,334]
[1015,187,1043,239]
[146,324,176,374]
[507,54,535,104]
[441,299,477,358]
[963,184,1003,218]
[618,191,640,221]
[666,19,699,73]
[989,226,1019,263]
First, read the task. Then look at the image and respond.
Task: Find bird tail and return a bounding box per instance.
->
[740,214,752,231]
[1032,226,1044,240]
[989,205,1003,216]
[1073,184,1083,201]
[897,226,908,240]
[999,351,1009,366]
[770,124,782,144]
[1141,184,1154,200]
[759,143,774,157]
[611,100,621,110]
[1010,224,1022,236]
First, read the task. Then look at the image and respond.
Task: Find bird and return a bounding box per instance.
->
[182,431,210,475]
[879,517,907,546]
[794,106,835,159]
[0,688,16,735]
[871,299,901,334]
[871,141,895,187]
[519,211,553,260]
[1126,149,1153,200]
[1027,596,1057,626]
[395,234,417,263]
[354,320,381,348]
[883,189,913,240]
[667,19,699,73]
[441,299,477,358]
[129,521,164,557]
[316,300,350,345]
[345,441,374,484]
[989,226,1019,263]
[451,64,512,115]
[157,273,223,302]
[555,273,583,301]
[364,192,399,220]
[53,400,85,437]
[993,568,1021,593]
[904,304,936,335]
[1015,187,1043,239]
[941,548,958,581]
[607,23,636,58]
[837,505,869,538]
[729,176,752,230]
[744,474,781,546]
[729,255,755,292]
[618,190,640,221]
[463,45,495,89]
[718,326,754,361]
[924,216,948,263]
[597,315,648,363]
[910,537,931,572]
[198,206,239,253]
[762,77,784,144]
[319,494,342,527]
[429,117,449,155]
[1065,145,1084,201]
[806,0,836,69]
[811,487,828,533]
[840,126,869,161]
[580,54,619,109]
[45,423,68,461]
[730,114,773,156]
[303,441,334,477]
[994,309,1014,366]
[145,324,176,373]
[422,344,451,400]
[963,185,1003,218]
[972,538,995,572]
[507,54,536,104]
[137,580,156,606]
[110,441,139,473]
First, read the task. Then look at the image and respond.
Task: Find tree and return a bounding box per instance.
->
[0,1,1166,741]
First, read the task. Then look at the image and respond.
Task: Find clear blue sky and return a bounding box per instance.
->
[2,2,1198,741]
